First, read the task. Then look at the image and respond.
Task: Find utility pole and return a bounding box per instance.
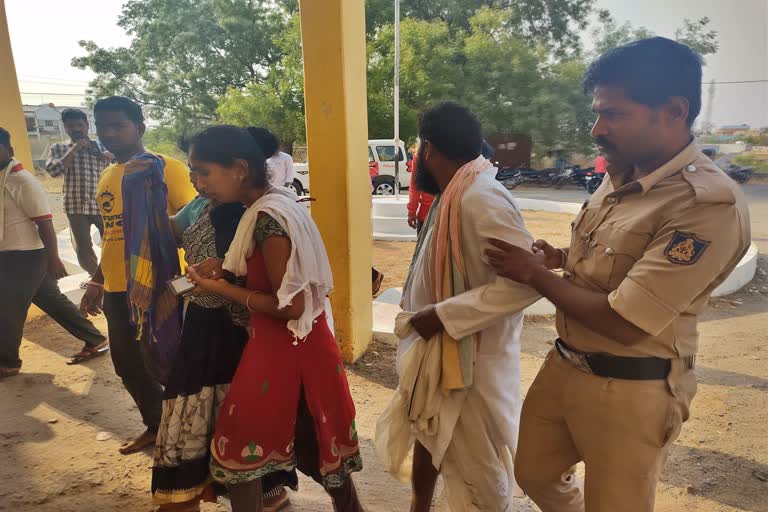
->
[703,79,716,134]
[393,0,400,198]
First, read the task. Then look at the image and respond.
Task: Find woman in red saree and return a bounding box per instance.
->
[185,125,364,512]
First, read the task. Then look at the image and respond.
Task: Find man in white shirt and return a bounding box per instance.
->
[269,151,295,188]
[248,127,295,187]
[0,128,107,378]
[376,104,540,511]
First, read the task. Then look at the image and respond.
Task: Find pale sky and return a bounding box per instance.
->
[596,0,768,128]
[6,0,768,128]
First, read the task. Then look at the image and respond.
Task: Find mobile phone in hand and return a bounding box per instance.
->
[168,275,196,296]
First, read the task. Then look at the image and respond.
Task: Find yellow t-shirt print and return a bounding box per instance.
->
[96,153,197,293]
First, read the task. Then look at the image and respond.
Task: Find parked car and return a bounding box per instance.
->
[292,162,309,195]
[368,139,409,195]
[288,139,409,196]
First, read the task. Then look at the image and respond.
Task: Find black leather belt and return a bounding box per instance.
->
[555,339,673,380]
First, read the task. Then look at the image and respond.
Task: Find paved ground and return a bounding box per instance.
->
[514,184,768,252]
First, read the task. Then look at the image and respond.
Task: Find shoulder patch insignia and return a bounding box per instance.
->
[664,231,710,265]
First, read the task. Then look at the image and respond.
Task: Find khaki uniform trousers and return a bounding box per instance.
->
[515,349,696,512]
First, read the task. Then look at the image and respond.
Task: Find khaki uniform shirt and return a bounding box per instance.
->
[560,141,751,359]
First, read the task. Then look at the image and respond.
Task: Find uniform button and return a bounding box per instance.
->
[607,197,617,204]
[604,247,615,256]
[687,164,697,173]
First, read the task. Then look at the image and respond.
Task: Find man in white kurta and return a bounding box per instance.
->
[376,103,542,511]
[400,167,541,511]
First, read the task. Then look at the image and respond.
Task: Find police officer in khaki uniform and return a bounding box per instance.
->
[485,37,751,511]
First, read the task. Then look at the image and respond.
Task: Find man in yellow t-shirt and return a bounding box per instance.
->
[80,97,196,455]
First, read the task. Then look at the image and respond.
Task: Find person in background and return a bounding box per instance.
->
[45,108,112,277]
[0,128,106,377]
[554,151,567,171]
[406,141,435,236]
[481,139,495,160]
[185,125,364,512]
[371,177,384,295]
[406,144,417,167]
[80,96,197,455]
[170,171,209,242]
[250,128,295,189]
[594,154,608,174]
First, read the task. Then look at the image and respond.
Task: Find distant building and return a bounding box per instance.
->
[701,134,739,143]
[23,103,96,139]
[22,104,97,171]
[716,124,754,136]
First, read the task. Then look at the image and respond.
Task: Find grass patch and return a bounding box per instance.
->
[733,153,768,174]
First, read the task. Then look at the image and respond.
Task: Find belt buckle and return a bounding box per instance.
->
[557,341,593,374]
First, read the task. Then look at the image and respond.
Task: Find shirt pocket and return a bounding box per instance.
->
[568,205,594,254]
[585,226,650,290]
[570,204,589,233]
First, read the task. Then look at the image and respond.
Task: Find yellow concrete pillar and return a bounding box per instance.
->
[0,0,33,171]
[298,0,372,361]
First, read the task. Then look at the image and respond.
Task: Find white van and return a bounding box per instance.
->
[368,139,409,195]
[291,139,409,196]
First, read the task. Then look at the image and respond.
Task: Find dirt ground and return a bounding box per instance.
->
[3,259,766,511]
[1,182,766,511]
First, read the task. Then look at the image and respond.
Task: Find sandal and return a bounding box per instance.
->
[264,488,290,512]
[67,340,109,365]
[0,367,21,379]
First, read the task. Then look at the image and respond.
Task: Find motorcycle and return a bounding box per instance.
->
[553,166,595,189]
[583,170,603,194]
[496,167,560,189]
[724,164,753,184]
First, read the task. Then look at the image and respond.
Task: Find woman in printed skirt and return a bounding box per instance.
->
[186,125,364,512]
[152,165,295,511]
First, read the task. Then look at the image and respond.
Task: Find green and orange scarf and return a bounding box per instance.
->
[404,156,494,391]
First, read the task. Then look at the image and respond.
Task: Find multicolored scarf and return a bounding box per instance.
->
[403,156,494,391]
[122,153,182,385]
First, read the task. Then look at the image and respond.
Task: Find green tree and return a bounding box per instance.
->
[143,126,186,160]
[591,10,654,56]
[72,0,287,129]
[366,0,595,56]
[365,7,594,152]
[459,8,544,136]
[592,11,718,62]
[675,17,719,61]
[216,14,306,148]
[533,59,595,155]
[366,17,463,142]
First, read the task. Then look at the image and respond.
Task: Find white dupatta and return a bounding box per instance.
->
[223,188,333,339]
